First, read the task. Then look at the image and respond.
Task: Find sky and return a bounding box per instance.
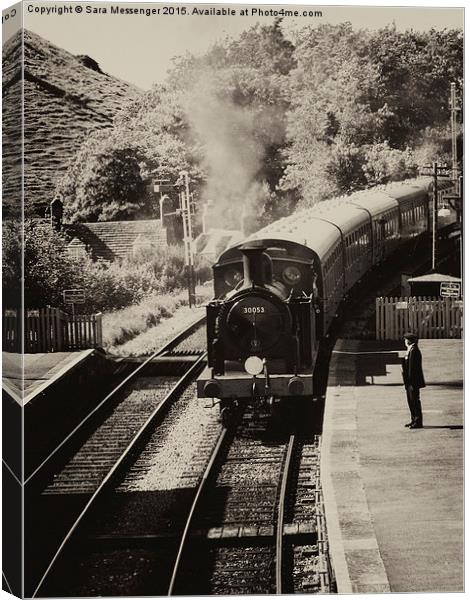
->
[1,0,464,90]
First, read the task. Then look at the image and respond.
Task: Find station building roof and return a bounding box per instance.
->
[408,273,461,283]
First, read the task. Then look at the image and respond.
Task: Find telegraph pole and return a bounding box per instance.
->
[449,82,460,183]
[417,85,463,275]
[419,162,451,272]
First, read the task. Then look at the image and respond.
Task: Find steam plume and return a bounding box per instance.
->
[184,75,276,233]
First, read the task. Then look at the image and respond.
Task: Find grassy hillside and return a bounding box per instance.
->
[2,30,142,216]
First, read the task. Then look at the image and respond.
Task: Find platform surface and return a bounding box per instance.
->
[321,339,463,593]
[2,350,95,404]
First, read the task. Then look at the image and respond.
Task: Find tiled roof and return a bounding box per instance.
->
[64,220,167,261]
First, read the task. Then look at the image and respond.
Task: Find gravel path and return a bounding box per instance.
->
[117,384,220,491]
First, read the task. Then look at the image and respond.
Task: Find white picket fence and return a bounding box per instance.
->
[376,297,463,340]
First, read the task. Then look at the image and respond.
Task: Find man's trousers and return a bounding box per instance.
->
[406,385,423,425]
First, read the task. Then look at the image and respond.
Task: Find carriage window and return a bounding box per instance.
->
[347,235,353,263]
[359,227,369,247]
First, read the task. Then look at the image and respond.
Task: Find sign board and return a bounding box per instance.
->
[440,282,461,298]
[4,309,17,317]
[396,302,408,310]
[154,184,175,193]
[27,310,40,318]
[63,289,85,304]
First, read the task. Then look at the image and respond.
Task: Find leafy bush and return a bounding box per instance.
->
[125,244,212,290]
[362,142,417,186]
[73,245,212,313]
[3,220,87,309]
[3,220,213,314]
[102,284,213,352]
[101,291,188,348]
[106,292,212,356]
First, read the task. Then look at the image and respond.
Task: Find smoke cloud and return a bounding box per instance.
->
[184,74,279,233]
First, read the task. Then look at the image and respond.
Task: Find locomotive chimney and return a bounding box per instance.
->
[240,243,272,288]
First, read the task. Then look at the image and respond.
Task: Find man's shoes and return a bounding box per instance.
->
[409,423,423,429]
[404,422,413,427]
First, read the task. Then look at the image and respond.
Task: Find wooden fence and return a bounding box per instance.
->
[2,308,103,353]
[376,297,463,340]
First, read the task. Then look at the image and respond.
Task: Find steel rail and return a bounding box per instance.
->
[25,314,206,486]
[32,353,207,598]
[275,434,296,595]
[159,313,206,354]
[167,425,229,596]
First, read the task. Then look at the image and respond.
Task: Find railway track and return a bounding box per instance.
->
[27,314,333,597]
[26,316,209,597]
[25,314,206,487]
[168,412,333,596]
[31,404,332,597]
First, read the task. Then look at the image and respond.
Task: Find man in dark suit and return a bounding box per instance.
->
[402,332,426,429]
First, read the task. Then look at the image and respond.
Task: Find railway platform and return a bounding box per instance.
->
[3,348,120,484]
[321,338,463,593]
[2,349,96,404]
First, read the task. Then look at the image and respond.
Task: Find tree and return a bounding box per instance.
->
[1,220,87,308]
[2,220,22,308]
[56,137,147,222]
[57,84,203,222]
[282,23,463,206]
[367,27,463,147]
[282,24,389,203]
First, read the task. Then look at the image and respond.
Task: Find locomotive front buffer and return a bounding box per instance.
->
[197,365,313,402]
[197,363,313,426]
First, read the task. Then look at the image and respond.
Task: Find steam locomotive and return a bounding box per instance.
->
[196,178,456,424]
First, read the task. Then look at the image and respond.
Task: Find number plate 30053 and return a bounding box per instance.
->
[242,306,266,314]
